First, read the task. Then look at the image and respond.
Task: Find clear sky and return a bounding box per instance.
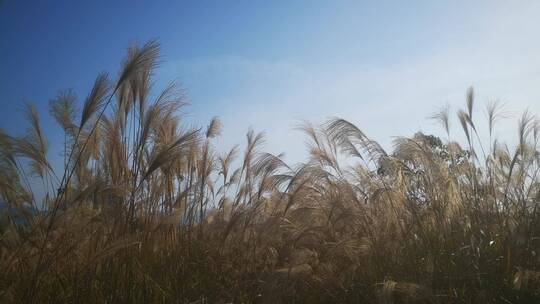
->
[2,0,540,163]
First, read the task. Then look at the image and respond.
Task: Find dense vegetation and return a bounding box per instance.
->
[1,41,539,303]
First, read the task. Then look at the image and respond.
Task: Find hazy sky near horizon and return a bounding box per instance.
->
[1,1,540,164]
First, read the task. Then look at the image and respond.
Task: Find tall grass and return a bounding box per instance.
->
[1,41,539,303]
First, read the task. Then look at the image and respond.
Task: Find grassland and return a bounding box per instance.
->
[1,41,539,303]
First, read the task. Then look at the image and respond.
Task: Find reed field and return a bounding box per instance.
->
[1,41,539,303]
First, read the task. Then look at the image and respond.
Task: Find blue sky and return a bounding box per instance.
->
[1,1,540,163]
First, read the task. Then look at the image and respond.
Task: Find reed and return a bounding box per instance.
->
[0,40,539,303]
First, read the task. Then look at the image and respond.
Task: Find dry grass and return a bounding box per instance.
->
[1,41,539,303]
